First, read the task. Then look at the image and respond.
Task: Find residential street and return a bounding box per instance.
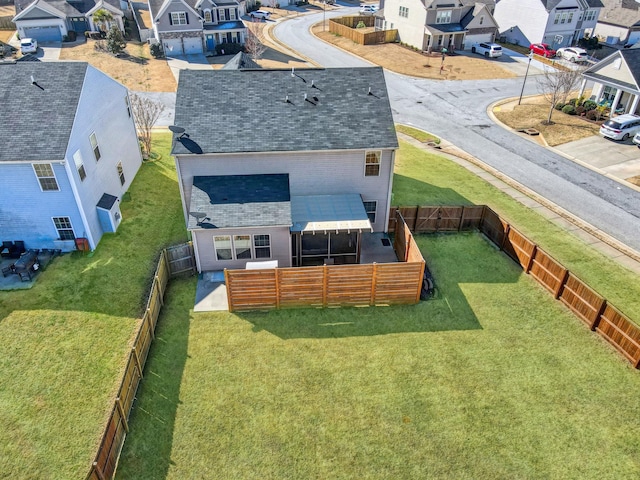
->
[273,8,640,253]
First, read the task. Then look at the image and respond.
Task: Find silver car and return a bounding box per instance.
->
[599,114,640,141]
[556,47,588,62]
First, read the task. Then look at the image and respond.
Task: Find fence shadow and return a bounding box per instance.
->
[113,278,193,480]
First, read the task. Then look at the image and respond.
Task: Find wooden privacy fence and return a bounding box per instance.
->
[225,212,425,312]
[391,204,640,368]
[329,16,397,45]
[86,243,193,480]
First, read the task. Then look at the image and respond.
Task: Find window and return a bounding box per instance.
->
[585,9,596,21]
[554,13,560,24]
[33,163,59,191]
[479,15,483,25]
[171,11,188,25]
[53,217,75,240]
[568,12,573,23]
[204,10,212,22]
[219,9,226,21]
[436,10,451,24]
[363,201,377,224]
[214,235,232,260]
[73,150,86,181]
[230,8,236,20]
[117,161,125,186]
[254,235,271,258]
[399,6,408,18]
[89,132,101,161]
[234,235,252,259]
[365,151,381,176]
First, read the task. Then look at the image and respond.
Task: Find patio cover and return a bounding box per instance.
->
[425,23,467,35]
[290,194,373,234]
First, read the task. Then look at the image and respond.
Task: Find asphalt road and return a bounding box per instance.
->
[273,8,640,252]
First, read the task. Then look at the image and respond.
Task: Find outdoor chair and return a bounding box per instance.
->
[2,264,15,277]
[1,241,13,258]
[9,241,26,259]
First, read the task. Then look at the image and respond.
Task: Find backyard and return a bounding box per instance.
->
[115,134,640,479]
[0,134,186,478]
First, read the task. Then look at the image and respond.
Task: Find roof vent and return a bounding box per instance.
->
[31,75,44,90]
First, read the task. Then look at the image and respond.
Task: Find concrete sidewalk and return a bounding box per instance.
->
[398,132,640,275]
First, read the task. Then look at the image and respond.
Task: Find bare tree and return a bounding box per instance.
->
[130,93,165,159]
[537,65,585,124]
[244,20,267,61]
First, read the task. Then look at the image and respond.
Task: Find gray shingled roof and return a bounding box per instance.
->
[15,0,123,15]
[221,52,260,70]
[0,62,89,162]
[598,0,640,28]
[172,67,398,155]
[583,48,640,90]
[539,0,603,11]
[188,174,291,229]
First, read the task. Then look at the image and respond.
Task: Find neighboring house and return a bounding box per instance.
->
[13,0,127,42]
[494,0,603,49]
[580,48,640,116]
[148,0,248,56]
[0,62,142,252]
[375,0,499,52]
[593,0,640,46]
[172,67,398,272]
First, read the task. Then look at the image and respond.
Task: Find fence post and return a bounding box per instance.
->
[132,347,144,379]
[370,263,377,305]
[145,309,155,340]
[275,268,280,309]
[224,269,233,312]
[155,277,164,306]
[525,245,537,273]
[555,269,569,299]
[92,462,106,480]
[591,298,607,331]
[322,264,328,307]
[115,397,129,433]
[500,224,511,251]
[458,206,464,232]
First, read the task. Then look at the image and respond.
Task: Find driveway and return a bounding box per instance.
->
[166,54,212,82]
[554,136,640,184]
[7,32,61,61]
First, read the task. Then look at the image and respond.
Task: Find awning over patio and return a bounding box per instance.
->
[290,194,373,234]
[425,23,466,35]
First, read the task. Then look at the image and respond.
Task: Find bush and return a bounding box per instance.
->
[575,105,586,116]
[150,43,163,58]
[567,98,579,106]
[215,42,243,55]
[555,103,565,111]
[583,100,597,111]
[585,109,598,120]
[356,21,366,28]
[562,105,576,115]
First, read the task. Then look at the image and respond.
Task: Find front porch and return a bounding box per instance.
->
[424,24,466,52]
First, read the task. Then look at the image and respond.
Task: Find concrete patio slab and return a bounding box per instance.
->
[194,271,229,312]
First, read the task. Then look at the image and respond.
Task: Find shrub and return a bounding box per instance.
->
[356,21,366,29]
[585,109,598,120]
[575,106,586,116]
[555,103,565,111]
[106,25,126,55]
[583,100,597,111]
[567,98,579,106]
[149,43,163,58]
[562,105,576,115]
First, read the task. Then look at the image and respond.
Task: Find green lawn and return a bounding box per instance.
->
[116,138,640,479]
[0,133,186,479]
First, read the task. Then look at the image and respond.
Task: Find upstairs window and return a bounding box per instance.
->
[117,161,125,186]
[399,6,409,18]
[204,10,212,22]
[436,10,451,24]
[365,151,381,176]
[230,8,236,20]
[585,10,596,21]
[33,163,59,191]
[73,150,86,181]
[89,132,101,161]
[219,9,226,21]
[171,11,188,25]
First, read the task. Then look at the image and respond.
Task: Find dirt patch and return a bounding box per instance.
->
[0,5,15,16]
[626,175,640,187]
[311,24,517,80]
[59,40,176,92]
[0,29,13,43]
[493,97,602,146]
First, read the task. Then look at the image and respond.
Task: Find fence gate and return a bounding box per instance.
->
[165,242,195,276]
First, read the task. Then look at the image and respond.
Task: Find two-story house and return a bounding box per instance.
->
[494,0,603,49]
[377,0,498,52]
[13,0,127,43]
[0,62,142,252]
[148,0,247,56]
[593,0,640,46]
[171,67,398,272]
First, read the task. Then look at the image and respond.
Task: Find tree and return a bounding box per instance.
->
[537,65,585,124]
[106,25,126,55]
[130,94,165,159]
[93,9,113,33]
[244,20,267,61]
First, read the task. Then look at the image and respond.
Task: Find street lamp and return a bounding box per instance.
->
[518,51,534,106]
[323,0,326,32]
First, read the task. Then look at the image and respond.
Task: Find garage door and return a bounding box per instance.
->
[163,38,183,56]
[183,37,203,54]
[464,33,493,49]
[24,26,62,42]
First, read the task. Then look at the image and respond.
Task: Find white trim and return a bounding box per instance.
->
[192,233,202,273]
[364,150,381,177]
[13,0,66,22]
[86,1,124,16]
[155,0,201,23]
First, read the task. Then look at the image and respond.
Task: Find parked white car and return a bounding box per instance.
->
[20,38,37,55]
[632,131,640,147]
[250,10,271,20]
[599,114,640,141]
[360,4,379,14]
[556,47,588,63]
[470,42,502,58]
